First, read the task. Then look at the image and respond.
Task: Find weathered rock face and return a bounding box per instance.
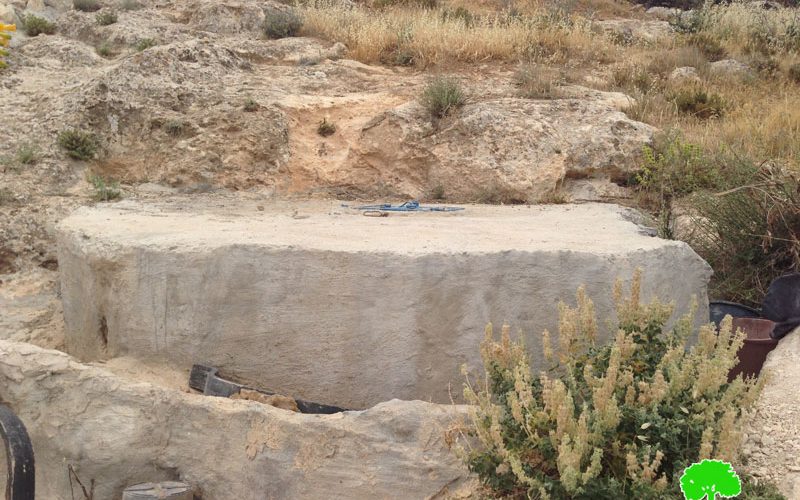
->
[709,59,753,79]
[595,19,673,43]
[742,329,800,498]
[669,66,701,85]
[351,98,656,203]
[56,199,711,409]
[0,339,472,500]
[73,40,291,187]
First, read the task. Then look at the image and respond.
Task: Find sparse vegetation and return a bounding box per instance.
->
[119,0,141,10]
[164,120,185,136]
[23,15,56,36]
[74,0,101,12]
[430,184,445,200]
[134,38,156,51]
[96,10,118,25]
[514,65,561,99]
[96,41,113,57]
[317,118,336,137]
[455,272,766,499]
[789,62,800,83]
[88,174,121,201]
[243,97,258,112]
[671,88,725,119]
[58,129,98,161]
[263,8,302,39]
[420,77,465,119]
[15,143,39,165]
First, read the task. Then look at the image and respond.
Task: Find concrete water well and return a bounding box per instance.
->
[56,199,712,409]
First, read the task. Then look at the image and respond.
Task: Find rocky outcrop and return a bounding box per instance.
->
[709,59,753,79]
[351,98,656,202]
[669,66,701,85]
[595,19,673,43]
[0,339,473,499]
[742,329,800,498]
[56,199,711,409]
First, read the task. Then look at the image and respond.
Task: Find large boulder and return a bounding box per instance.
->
[56,199,711,409]
[0,339,472,500]
[350,98,656,202]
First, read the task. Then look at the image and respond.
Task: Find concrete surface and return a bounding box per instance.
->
[56,199,712,409]
[0,340,472,500]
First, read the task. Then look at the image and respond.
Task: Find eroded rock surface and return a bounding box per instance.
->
[0,339,472,499]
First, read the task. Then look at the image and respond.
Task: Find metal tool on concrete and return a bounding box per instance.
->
[0,404,34,500]
[189,365,347,414]
[122,481,192,500]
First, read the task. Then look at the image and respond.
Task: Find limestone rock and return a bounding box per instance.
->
[0,339,471,500]
[709,59,753,79]
[353,98,656,202]
[669,66,701,84]
[56,199,711,409]
[0,2,19,24]
[646,6,681,20]
[595,19,672,43]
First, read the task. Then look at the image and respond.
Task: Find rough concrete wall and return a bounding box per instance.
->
[56,202,712,409]
[0,340,471,500]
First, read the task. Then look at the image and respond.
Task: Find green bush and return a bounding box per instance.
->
[420,76,465,119]
[789,62,800,83]
[685,32,726,62]
[456,272,770,499]
[164,119,184,136]
[317,118,336,137]
[58,129,98,160]
[669,10,705,34]
[96,10,118,25]
[672,88,724,119]
[243,97,258,112]
[96,41,113,57]
[88,174,120,201]
[263,8,302,39]
[134,38,156,51]
[688,165,800,306]
[23,15,56,36]
[73,0,101,12]
[15,143,38,165]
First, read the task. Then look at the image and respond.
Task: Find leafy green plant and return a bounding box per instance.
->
[96,10,118,25]
[455,271,765,499]
[420,76,465,119]
[134,38,156,51]
[23,15,56,36]
[88,174,120,201]
[73,0,101,12]
[58,129,98,160]
[672,88,724,119]
[680,460,741,500]
[263,8,302,39]
[15,143,38,165]
[317,118,336,137]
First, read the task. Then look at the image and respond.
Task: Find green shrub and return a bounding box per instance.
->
[119,0,141,10]
[243,97,258,112]
[440,6,472,26]
[263,8,302,39]
[134,38,156,51]
[15,143,38,165]
[456,271,766,499]
[672,88,724,119]
[96,41,113,57]
[73,0,101,12]
[88,174,120,201]
[58,129,98,160]
[789,62,800,83]
[689,165,800,306]
[686,32,725,61]
[317,118,336,137]
[669,10,705,34]
[164,119,184,136]
[420,76,465,119]
[96,10,118,25]
[23,15,56,36]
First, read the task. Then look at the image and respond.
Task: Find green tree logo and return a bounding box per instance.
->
[680,459,742,500]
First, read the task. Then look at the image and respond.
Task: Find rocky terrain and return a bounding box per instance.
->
[2,0,800,497]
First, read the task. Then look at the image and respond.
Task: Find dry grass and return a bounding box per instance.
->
[299,0,614,66]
